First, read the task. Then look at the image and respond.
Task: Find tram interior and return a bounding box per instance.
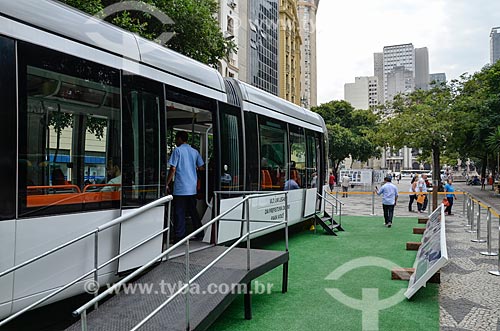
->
[165,98,214,222]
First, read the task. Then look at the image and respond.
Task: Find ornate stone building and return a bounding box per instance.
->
[279,0,301,105]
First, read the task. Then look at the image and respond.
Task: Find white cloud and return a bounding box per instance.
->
[316,0,500,104]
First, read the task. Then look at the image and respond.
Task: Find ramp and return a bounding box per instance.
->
[65,246,288,331]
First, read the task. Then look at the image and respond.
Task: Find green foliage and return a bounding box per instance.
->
[376,85,455,153]
[486,126,500,154]
[87,116,107,140]
[59,0,235,67]
[312,101,380,175]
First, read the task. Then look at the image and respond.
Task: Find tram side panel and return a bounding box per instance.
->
[0,221,15,318]
[0,34,19,318]
[12,211,121,313]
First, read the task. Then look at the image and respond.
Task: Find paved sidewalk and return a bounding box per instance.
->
[326,179,500,331]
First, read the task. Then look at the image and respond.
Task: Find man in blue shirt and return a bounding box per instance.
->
[444,179,456,215]
[167,131,205,242]
[375,176,399,227]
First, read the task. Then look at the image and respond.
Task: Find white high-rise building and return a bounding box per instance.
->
[490,27,500,64]
[344,76,378,110]
[382,43,414,102]
[375,43,429,103]
[373,43,430,171]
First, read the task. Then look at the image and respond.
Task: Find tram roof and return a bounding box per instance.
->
[232,80,326,130]
[0,0,226,93]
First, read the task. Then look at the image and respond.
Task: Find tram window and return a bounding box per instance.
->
[306,131,318,189]
[122,74,162,207]
[17,42,121,217]
[219,103,243,192]
[259,117,288,190]
[289,126,306,188]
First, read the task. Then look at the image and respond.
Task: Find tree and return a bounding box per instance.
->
[312,101,380,179]
[452,62,500,180]
[59,0,236,67]
[376,84,457,210]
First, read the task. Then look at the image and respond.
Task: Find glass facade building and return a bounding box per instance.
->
[249,0,279,95]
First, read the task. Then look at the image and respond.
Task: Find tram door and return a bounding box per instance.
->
[118,75,164,272]
[214,102,244,243]
[165,87,217,241]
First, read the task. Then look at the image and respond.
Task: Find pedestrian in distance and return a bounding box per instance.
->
[416,174,428,213]
[444,179,456,216]
[408,176,417,212]
[166,131,205,243]
[375,176,399,227]
[329,171,335,191]
[341,173,350,198]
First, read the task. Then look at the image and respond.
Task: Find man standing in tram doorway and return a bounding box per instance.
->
[167,131,205,242]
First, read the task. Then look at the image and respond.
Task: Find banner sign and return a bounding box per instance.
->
[404,205,448,299]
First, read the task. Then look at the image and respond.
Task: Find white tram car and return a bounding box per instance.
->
[0,0,328,320]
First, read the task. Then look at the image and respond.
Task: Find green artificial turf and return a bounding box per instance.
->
[207,216,439,331]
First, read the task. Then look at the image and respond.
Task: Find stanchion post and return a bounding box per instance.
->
[371,187,375,216]
[465,196,471,227]
[488,221,500,276]
[462,192,466,216]
[472,202,486,243]
[481,208,497,256]
[467,200,476,233]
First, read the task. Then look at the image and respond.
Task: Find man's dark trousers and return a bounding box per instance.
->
[174,195,202,240]
[383,204,395,224]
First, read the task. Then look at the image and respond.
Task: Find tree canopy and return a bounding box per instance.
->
[451,61,500,176]
[312,101,380,177]
[59,0,236,67]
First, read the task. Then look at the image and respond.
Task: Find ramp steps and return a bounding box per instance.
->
[315,212,344,235]
[65,246,288,331]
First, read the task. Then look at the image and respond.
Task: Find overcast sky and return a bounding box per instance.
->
[316,0,500,104]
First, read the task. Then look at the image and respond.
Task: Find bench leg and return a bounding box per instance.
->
[282,262,289,293]
[244,282,252,320]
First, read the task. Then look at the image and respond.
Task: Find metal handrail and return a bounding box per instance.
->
[317,192,343,227]
[0,195,174,328]
[131,220,286,331]
[73,191,289,331]
[324,190,345,206]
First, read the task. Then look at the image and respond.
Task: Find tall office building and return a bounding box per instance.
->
[375,43,429,103]
[490,27,500,64]
[249,0,279,95]
[298,0,319,109]
[279,0,302,105]
[373,43,430,171]
[415,47,429,90]
[374,52,384,105]
[344,76,378,110]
